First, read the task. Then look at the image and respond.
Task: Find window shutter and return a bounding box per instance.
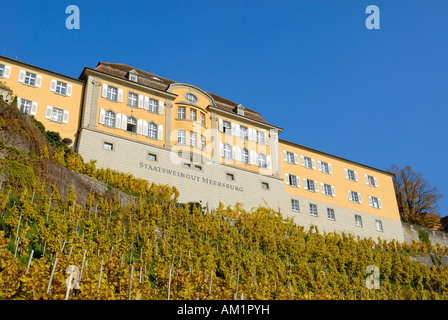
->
[138,95,144,108]
[232,146,238,160]
[300,155,305,166]
[62,111,69,124]
[45,106,53,119]
[378,198,382,209]
[296,176,301,187]
[50,79,57,92]
[117,88,123,102]
[374,177,378,187]
[354,171,358,182]
[121,114,127,130]
[218,119,223,132]
[35,75,42,88]
[115,113,122,129]
[303,178,308,190]
[142,121,148,136]
[235,124,241,137]
[266,155,271,169]
[18,70,25,83]
[66,84,72,96]
[101,84,108,98]
[294,153,298,164]
[311,159,316,169]
[4,65,11,78]
[254,152,259,166]
[283,150,287,161]
[331,185,336,197]
[368,196,373,207]
[314,181,318,192]
[99,108,106,124]
[328,164,332,174]
[219,142,224,157]
[358,193,362,203]
[157,125,163,140]
[248,128,253,141]
[265,132,269,145]
[344,169,349,179]
[348,190,352,201]
[321,183,324,194]
[237,147,242,162]
[17,97,21,110]
[137,119,143,134]
[285,173,290,185]
[318,160,322,171]
[158,100,164,114]
[144,96,149,110]
[365,174,369,185]
[231,122,236,136]
[30,102,38,116]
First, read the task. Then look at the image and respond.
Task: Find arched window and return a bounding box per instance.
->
[148,122,158,139]
[258,153,267,168]
[223,143,232,159]
[105,110,115,127]
[127,116,137,133]
[242,148,249,164]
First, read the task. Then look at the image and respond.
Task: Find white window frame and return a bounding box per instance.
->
[201,136,206,151]
[55,81,67,95]
[376,220,383,232]
[291,199,299,212]
[190,109,197,121]
[178,107,186,119]
[107,86,118,101]
[223,143,232,159]
[349,190,362,203]
[258,153,267,168]
[128,92,138,107]
[24,72,36,86]
[104,111,115,127]
[148,153,157,161]
[51,107,64,123]
[148,98,158,113]
[103,142,113,150]
[310,204,318,217]
[200,113,205,126]
[240,126,248,140]
[20,98,32,114]
[242,148,249,164]
[148,122,158,139]
[178,130,186,145]
[222,120,231,134]
[345,169,358,182]
[355,215,363,227]
[327,208,335,220]
[190,132,197,147]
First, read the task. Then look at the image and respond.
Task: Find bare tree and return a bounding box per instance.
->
[389,165,442,228]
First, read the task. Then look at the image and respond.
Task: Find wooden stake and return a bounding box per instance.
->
[97,259,103,296]
[79,249,87,281]
[25,250,34,274]
[167,268,172,300]
[46,257,58,294]
[128,265,134,300]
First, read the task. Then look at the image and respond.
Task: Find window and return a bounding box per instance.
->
[200,113,205,126]
[242,149,249,164]
[256,130,265,145]
[226,173,234,181]
[0,64,4,77]
[20,99,32,114]
[55,81,67,95]
[365,175,378,187]
[304,179,317,192]
[190,109,197,121]
[186,93,198,103]
[349,191,361,203]
[237,108,244,116]
[355,215,363,227]
[323,183,333,196]
[178,130,186,144]
[178,107,186,119]
[24,72,36,86]
[183,163,191,168]
[126,117,137,133]
[103,142,113,150]
[149,99,158,113]
[148,122,158,139]
[129,74,138,82]
[310,204,318,216]
[289,175,297,187]
[104,111,115,127]
[201,136,206,150]
[376,220,383,232]
[128,92,138,107]
[222,120,231,134]
[190,132,197,147]
[261,182,269,189]
[369,196,382,209]
[303,156,313,169]
[345,169,358,181]
[291,199,299,212]
[286,151,295,164]
[258,153,267,168]
[327,208,335,220]
[223,143,232,159]
[240,126,248,140]
[319,161,331,174]
[148,153,157,161]
[107,86,118,101]
[51,108,64,123]
[195,165,202,171]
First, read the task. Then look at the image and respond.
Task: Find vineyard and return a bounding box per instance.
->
[0,100,448,300]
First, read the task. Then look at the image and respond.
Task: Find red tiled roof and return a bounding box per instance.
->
[95,62,269,124]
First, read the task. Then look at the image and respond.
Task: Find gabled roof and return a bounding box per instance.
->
[94,62,269,124]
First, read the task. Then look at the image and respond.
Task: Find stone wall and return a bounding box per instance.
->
[402,222,448,247]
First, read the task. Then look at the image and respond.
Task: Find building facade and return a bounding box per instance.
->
[0,54,404,242]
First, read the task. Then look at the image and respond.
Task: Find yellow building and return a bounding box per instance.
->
[0,54,405,242]
[0,55,84,143]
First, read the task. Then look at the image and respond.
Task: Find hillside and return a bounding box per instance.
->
[0,99,447,300]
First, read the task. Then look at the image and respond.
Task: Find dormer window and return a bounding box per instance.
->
[127,69,139,82]
[235,104,246,116]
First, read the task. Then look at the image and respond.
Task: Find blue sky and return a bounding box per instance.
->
[3,0,447,218]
